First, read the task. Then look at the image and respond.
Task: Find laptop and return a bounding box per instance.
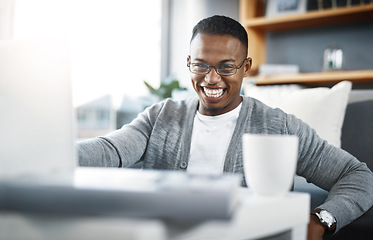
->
[0,39,77,179]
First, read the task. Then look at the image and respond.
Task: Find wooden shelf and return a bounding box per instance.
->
[243,4,373,32]
[239,0,373,79]
[254,70,373,86]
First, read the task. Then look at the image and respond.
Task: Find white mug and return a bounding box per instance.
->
[242,134,299,197]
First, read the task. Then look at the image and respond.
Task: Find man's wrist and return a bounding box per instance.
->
[308,214,327,240]
[311,208,337,235]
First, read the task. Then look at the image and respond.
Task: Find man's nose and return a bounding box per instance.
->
[204,67,221,84]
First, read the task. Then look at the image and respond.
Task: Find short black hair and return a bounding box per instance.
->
[191,15,248,56]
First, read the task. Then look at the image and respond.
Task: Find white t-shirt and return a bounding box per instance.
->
[187,103,242,175]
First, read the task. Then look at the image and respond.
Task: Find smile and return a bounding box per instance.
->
[203,87,224,98]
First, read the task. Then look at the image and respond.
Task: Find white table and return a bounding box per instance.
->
[0,189,309,240]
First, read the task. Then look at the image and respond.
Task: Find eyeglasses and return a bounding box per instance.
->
[187,58,247,76]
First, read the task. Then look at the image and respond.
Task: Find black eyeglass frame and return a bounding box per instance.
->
[187,57,248,76]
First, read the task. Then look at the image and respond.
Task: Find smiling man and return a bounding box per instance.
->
[77,15,373,240]
[188,33,251,116]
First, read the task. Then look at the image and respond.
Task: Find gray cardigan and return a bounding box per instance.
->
[77,96,373,232]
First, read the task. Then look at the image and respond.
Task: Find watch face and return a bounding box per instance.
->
[320,210,335,225]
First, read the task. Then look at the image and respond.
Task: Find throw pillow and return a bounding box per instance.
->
[244,81,352,147]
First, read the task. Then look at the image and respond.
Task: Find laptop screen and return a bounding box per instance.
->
[0,39,77,178]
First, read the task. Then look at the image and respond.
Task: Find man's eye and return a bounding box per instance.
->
[219,64,235,69]
[193,63,207,68]
[218,65,236,74]
[192,63,208,70]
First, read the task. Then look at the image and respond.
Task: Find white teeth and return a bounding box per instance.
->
[203,87,223,98]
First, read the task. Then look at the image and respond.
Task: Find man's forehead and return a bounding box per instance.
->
[190,34,244,61]
[190,34,244,55]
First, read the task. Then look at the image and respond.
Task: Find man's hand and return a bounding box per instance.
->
[307,215,326,240]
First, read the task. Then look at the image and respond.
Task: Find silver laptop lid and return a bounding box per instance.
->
[0,39,76,179]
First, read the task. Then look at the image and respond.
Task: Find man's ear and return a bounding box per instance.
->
[243,57,252,77]
[187,55,191,66]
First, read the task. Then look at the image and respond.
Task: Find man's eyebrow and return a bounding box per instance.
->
[192,58,236,63]
[192,58,206,63]
[220,58,236,64]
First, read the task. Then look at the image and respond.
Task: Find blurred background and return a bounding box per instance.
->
[1,0,372,139]
[0,0,239,139]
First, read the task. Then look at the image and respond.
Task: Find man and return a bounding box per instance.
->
[77,15,373,239]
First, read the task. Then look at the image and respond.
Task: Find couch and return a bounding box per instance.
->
[293,89,373,240]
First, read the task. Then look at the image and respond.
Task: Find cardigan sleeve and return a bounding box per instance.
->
[286,113,373,232]
[76,100,165,168]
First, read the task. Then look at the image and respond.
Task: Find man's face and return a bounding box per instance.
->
[188,33,251,116]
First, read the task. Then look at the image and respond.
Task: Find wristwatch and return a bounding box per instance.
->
[311,208,337,234]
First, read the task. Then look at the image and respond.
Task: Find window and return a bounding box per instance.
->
[13,0,162,137]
